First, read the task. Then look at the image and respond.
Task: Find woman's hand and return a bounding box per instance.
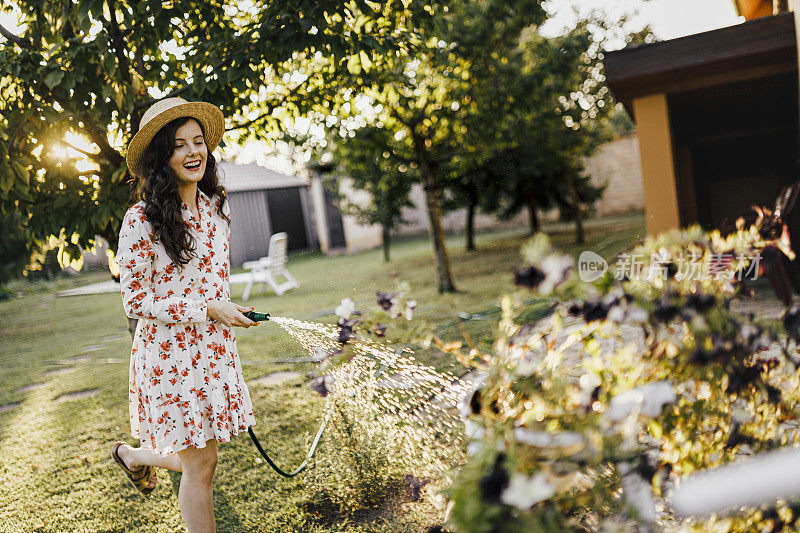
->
[206,300,259,328]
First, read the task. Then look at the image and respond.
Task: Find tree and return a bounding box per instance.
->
[450,19,621,245]
[331,125,414,262]
[328,0,548,292]
[0,0,433,275]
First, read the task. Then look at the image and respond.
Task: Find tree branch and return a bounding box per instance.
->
[134,47,249,109]
[103,1,132,84]
[65,141,101,160]
[0,23,33,49]
[80,112,124,167]
[226,77,311,132]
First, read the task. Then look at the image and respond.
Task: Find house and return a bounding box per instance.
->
[604,1,800,236]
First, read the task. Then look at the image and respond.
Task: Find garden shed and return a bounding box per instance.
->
[217,161,317,267]
[604,8,800,237]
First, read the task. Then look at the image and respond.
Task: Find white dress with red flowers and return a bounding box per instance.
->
[117,190,256,456]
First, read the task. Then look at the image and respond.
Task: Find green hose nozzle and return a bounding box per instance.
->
[243,311,270,321]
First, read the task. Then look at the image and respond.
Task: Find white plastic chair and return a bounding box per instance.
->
[241,232,300,300]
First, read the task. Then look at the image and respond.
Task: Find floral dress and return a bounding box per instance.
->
[117,189,256,456]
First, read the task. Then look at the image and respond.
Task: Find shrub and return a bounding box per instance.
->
[447,220,800,531]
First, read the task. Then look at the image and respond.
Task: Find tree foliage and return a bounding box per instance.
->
[328,0,547,292]
[331,125,415,262]
[0,0,432,274]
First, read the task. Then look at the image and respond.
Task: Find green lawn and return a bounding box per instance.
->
[0,213,645,532]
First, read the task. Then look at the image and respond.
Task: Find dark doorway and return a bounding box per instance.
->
[670,72,800,231]
[323,179,347,249]
[266,187,309,251]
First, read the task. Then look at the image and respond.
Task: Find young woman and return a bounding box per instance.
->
[111,97,259,533]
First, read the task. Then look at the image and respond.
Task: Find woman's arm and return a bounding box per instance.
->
[117,208,208,324]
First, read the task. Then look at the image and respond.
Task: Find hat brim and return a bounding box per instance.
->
[126,101,225,178]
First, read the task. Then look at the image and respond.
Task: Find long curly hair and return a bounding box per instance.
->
[135,116,229,267]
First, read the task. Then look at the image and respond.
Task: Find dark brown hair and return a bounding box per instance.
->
[136,116,228,266]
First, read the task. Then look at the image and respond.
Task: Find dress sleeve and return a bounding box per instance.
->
[117,208,208,324]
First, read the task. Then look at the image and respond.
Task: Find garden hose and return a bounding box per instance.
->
[242,309,331,478]
[247,412,331,478]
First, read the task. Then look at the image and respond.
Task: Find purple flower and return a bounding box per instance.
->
[403,474,430,502]
[514,265,546,289]
[479,453,509,504]
[373,323,386,337]
[376,291,394,311]
[685,292,716,313]
[652,297,680,323]
[567,298,611,322]
[337,318,356,345]
[783,303,800,342]
[310,376,329,397]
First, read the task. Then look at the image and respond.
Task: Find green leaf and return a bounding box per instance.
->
[102,54,117,76]
[0,165,13,195]
[10,161,28,186]
[45,70,65,89]
[77,0,93,24]
[347,54,362,75]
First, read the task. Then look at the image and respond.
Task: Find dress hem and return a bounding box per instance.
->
[131,420,256,457]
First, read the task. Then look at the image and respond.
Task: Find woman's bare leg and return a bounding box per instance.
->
[176,439,218,533]
[118,443,182,472]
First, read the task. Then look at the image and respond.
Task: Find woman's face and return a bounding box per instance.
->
[168,119,207,187]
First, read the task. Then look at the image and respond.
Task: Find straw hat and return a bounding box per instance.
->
[126,97,225,178]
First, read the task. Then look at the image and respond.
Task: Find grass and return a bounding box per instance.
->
[0,213,645,532]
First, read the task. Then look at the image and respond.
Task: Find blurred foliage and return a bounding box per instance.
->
[445,215,800,530]
[325,3,652,287]
[324,210,800,530]
[0,0,436,277]
[0,209,28,285]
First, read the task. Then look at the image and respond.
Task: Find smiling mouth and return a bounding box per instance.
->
[184,161,202,171]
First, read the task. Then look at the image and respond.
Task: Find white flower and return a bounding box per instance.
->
[605,381,675,422]
[335,297,355,320]
[579,372,602,405]
[607,305,626,324]
[625,305,648,323]
[500,472,555,509]
[538,255,573,294]
[404,300,417,320]
[513,428,584,450]
[618,462,657,522]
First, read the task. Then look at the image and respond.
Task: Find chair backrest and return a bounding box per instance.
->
[268,232,288,272]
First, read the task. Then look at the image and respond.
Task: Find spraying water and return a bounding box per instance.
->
[266,315,472,486]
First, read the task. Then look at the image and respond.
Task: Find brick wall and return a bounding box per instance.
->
[582,132,645,216]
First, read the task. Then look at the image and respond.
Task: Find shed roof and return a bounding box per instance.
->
[217,161,309,192]
[604,12,797,115]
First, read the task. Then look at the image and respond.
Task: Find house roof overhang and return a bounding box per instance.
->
[604,12,798,118]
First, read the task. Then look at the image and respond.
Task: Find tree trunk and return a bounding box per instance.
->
[526,194,540,235]
[567,174,585,244]
[411,128,457,293]
[423,181,457,292]
[466,201,476,251]
[382,225,391,262]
